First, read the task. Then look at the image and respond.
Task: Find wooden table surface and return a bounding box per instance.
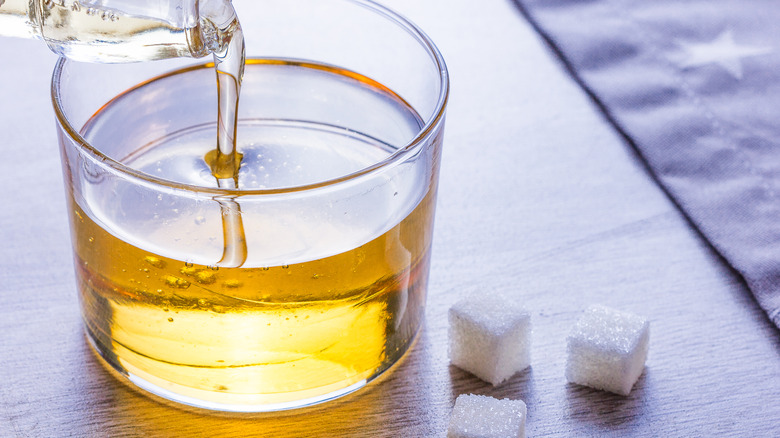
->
[2,0,779,436]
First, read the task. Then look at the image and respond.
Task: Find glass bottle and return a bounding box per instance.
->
[0,0,234,62]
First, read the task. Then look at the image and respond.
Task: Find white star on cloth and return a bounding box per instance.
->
[673,29,772,79]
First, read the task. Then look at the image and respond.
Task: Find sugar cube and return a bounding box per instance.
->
[448,295,531,386]
[565,304,650,395]
[448,394,527,438]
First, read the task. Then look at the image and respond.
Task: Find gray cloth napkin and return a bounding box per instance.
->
[513,0,780,329]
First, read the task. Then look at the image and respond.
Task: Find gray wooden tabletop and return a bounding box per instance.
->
[2,0,779,436]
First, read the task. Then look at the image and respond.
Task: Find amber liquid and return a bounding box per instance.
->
[74,186,434,407]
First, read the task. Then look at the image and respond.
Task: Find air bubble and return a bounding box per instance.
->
[163,275,191,289]
[180,267,199,278]
[168,317,174,322]
[223,279,242,288]
[196,271,216,284]
[197,298,208,307]
[144,256,166,269]
[194,216,206,225]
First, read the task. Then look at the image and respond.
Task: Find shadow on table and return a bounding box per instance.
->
[564,370,652,433]
[446,364,536,403]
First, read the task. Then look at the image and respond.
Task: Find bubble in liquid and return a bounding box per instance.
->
[194,216,206,225]
[163,276,191,289]
[180,265,200,276]
[168,317,174,322]
[196,271,217,284]
[223,279,242,288]
[197,299,208,307]
[145,256,166,269]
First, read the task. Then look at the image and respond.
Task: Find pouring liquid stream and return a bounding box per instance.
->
[201,3,248,268]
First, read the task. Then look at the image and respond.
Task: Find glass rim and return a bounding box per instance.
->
[50,0,449,196]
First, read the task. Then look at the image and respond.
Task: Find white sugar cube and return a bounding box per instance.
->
[565,304,650,396]
[448,394,527,438]
[448,296,531,386]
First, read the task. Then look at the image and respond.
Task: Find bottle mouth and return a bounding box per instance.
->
[50,0,449,197]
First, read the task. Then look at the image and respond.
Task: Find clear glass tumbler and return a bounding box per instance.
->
[52,0,448,412]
